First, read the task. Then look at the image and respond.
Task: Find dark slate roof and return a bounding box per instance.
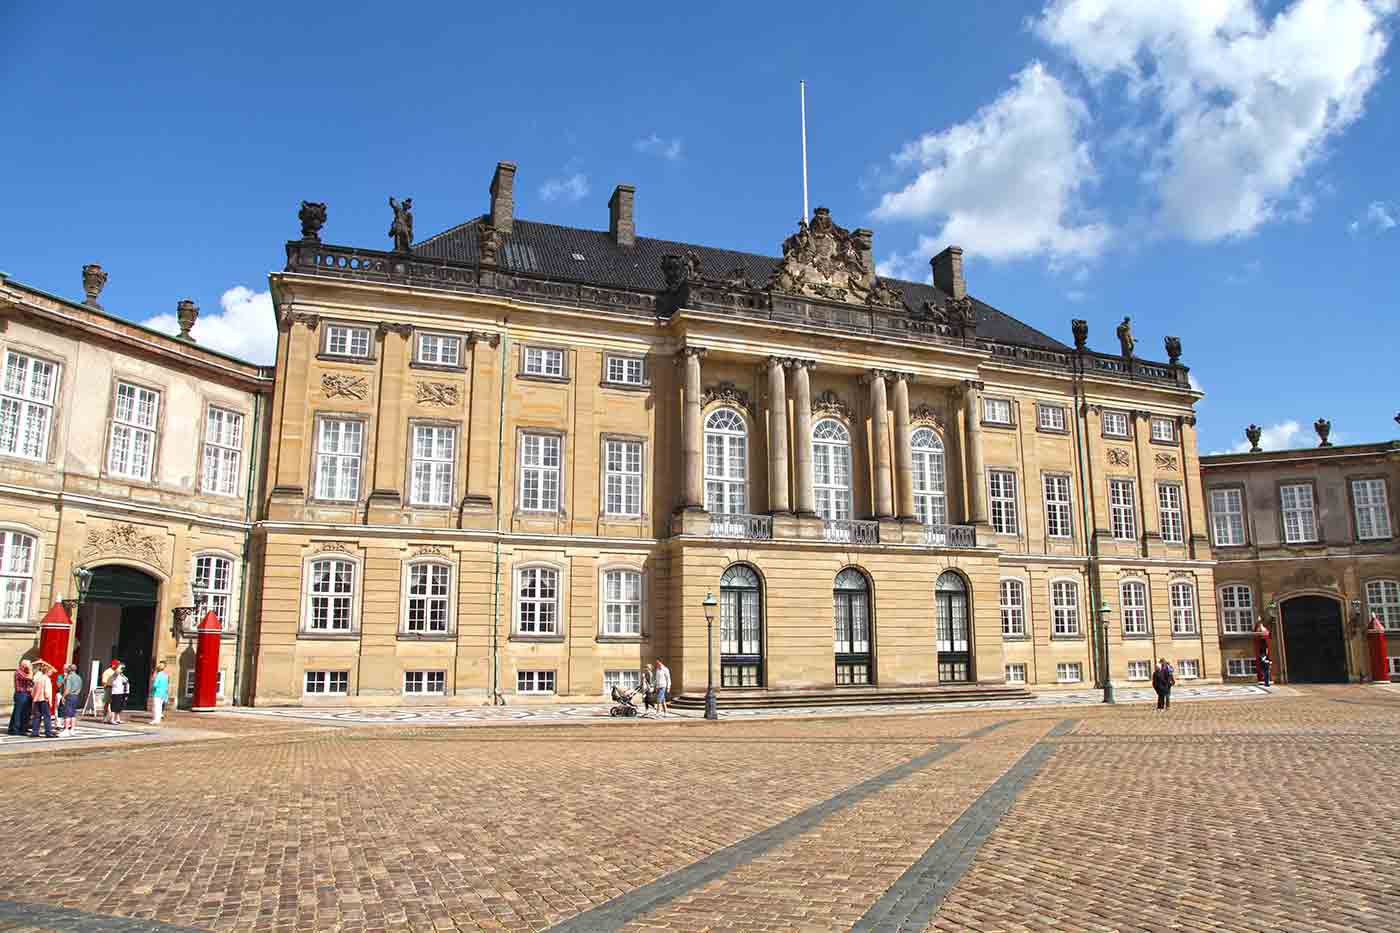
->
[414,217,1068,352]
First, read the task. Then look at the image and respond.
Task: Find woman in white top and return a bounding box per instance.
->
[108,665,130,724]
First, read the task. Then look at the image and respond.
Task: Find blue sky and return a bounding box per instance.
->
[2,0,1397,455]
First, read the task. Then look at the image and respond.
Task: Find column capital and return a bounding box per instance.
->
[467,330,501,348]
[278,310,319,332]
[677,345,708,362]
[1132,409,1153,421]
[960,378,985,393]
[377,321,414,338]
[782,357,816,371]
[886,370,914,383]
[765,354,788,369]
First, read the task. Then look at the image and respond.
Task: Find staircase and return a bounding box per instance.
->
[669,683,1033,711]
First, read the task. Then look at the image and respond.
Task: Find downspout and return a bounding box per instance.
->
[489,324,510,705]
[231,390,262,706]
[1071,350,1105,688]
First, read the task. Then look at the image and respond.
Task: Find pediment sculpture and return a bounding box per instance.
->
[768,208,904,310]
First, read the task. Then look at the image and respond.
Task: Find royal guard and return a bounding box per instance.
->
[1253,621,1272,684]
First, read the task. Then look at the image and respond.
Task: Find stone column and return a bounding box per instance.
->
[788,359,816,516]
[680,346,706,511]
[271,311,318,496]
[868,371,894,519]
[962,380,988,525]
[766,356,791,515]
[892,373,915,521]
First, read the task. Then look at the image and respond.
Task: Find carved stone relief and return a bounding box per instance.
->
[412,545,450,558]
[79,524,166,570]
[767,208,899,309]
[910,403,944,429]
[1106,448,1132,467]
[321,373,369,400]
[1154,453,1179,471]
[701,382,753,415]
[812,390,852,420]
[416,382,460,407]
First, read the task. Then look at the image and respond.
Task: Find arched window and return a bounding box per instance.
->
[1220,584,1255,635]
[404,561,453,634]
[813,419,852,521]
[307,558,355,631]
[720,564,763,687]
[1121,580,1149,636]
[704,408,747,515]
[911,428,946,526]
[193,553,235,631]
[999,579,1025,637]
[1170,582,1197,635]
[936,571,971,682]
[834,568,872,685]
[0,530,37,625]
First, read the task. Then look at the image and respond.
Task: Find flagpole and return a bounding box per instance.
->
[800,79,809,224]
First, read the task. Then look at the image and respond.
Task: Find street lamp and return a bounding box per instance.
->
[703,592,719,721]
[1099,599,1114,704]
[64,566,94,620]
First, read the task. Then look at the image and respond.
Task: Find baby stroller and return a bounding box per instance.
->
[609,685,640,717]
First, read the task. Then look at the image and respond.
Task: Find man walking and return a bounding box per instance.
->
[1152,658,1175,711]
[28,661,57,738]
[59,663,83,735]
[7,659,34,735]
[654,659,671,717]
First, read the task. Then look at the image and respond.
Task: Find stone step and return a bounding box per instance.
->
[669,684,1034,710]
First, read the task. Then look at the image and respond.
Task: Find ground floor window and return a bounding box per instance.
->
[1227,658,1258,677]
[721,564,764,688]
[1389,657,1400,677]
[604,670,642,693]
[833,568,872,686]
[304,670,348,695]
[1056,662,1082,684]
[403,670,446,695]
[1004,663,1026,684]
[1178,659,1201,680]
[1127,660,1150,681]
[183,669,226,697]
[935,571,971,683]
[517,670,556,694]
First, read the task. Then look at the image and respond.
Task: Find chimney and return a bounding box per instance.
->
[489,161,517,235]
[931,246,965,300]
[609,184,636,247]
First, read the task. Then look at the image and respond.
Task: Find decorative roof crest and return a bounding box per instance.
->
[768,208,902,310]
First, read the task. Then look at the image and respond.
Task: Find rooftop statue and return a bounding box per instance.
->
[389,197,414,253]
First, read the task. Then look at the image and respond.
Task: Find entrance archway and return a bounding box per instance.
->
[1280,595,1348,683]
[74,565,160,708]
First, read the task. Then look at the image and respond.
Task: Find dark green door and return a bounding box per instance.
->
[117,606,156,707]
[1281,596,1348,683]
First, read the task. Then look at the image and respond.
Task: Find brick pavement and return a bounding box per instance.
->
[0,687,1395,932]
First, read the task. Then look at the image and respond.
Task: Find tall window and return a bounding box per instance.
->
[605,355,646,386]
[0,530,36,625]
[519,434,561,511]
[1102,410,1129,438]
[1109,479,1136,540]
[601,569,642,636]
[325,325,371,358]
[911,428,946,526]
[1000,579,1026,637]
[1211,488,1246,546]
[1,351,58,461]
[983,398,1012,425]
[1366,580,1400,631]
[1051,581,1080,636]
[935,572,971,682]
[704,408,747,514]
[604,439,643,516]
[410,425,455,507]
[813,419,853,521]
[833,569,872,685]
[315,418,363,501]
[193,554,233,629]
[307,559,355,631]
[522,347,564,377]
[406,563,451,634]
[1037,405,1066,432]
[201,407,243,496]
[1158,484,1184,543]
[720,564,763,687]
[1044,475,1072,539]
[416,333,461,366]
[108,382,160,481]
[1150,418,1176,442]
[516,566,559,635]
[989,470,1018,535]
[1170,582,1197,635]
[1220,584,1255,635]
[1280,483,1317,543]
[1121,580,1149,636]
[1352,479,1392,540]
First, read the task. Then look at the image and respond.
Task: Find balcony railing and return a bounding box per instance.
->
[823,519,880,545]
[923,524,977,548]
[708,513,774,541]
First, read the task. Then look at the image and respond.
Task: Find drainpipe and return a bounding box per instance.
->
[230,390,262,706]
[489,324,510,705]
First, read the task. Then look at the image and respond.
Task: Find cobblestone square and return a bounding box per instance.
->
[1,687,1397,932]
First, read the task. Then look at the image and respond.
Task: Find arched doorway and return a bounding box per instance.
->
[936,571,972,683]
[719,564,763,687]
[1280,595,1347,683]
[833,568,873,685]
[74,565,160,708]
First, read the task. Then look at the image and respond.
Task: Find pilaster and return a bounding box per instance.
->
[766,356,791,515]
[367,322,413,522]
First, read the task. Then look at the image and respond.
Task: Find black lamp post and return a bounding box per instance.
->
[64,566,94,621]
[1099,599,1114,704]
[703,591,718,721]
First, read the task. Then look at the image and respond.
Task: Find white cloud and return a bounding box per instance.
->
[538,173,590,203]
[1226,419,1303,452]
[1035,0,1394,241]
[634,133,683,160]
[1349,199,1398,233]
[140,286,276,364]
[872,63,1111,263]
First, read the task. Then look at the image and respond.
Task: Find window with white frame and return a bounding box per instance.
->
[1219,584,1255,635]
[1366,580,1400,631]
[1177,659,1200,680]
[1102,410,1129,437]
[315,418,363,501]
[983,398,1012,425]
[519,433,562,512]
[325,325,370,358]
[989,470,1018,535]
[1352,479,1392,540]
[604,439,643,516]
[1121,580,1149,636]
[405,562,452,634]
[704,408,747,514]
[522,347,564,377]
[1109,479,1136,540]
[516,566,559,635]
[604,355,646,386]
[1056,662,1083,683]
[193,554,234,630]
[1170,582,1198,635]
[1052,581,1080,636]
[1044,474,1072,539]
[1227,658,1258,677]
[1150,417,1175,442]
[307,558,355,631]
[403,670,446,694]
[1037,405,1066,432]
[911,428,947,526]
[1,351,58,461]
[1388,657,1400,678]
[0,530,37,625]
[601,569,642,637]
[416,333,461,367]
[1004,663,1027,684]
[1127,660,1151,681]
[303,670,349,695]
[1158,484,1184,543]
[410,424,455,507]
[1280,483,1317,543]
[107,382,160,481]
[1211,488,1246,546]
[184,668,226,697]
[1000,579,1026,636]
[517,670,555,693]
[201,406,243,496]
[604,669,642,693]
[813,419,853,521]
